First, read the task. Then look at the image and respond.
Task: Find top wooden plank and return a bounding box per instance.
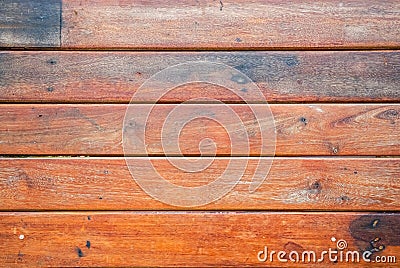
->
[0,0,61,48]
[62,0,400,49]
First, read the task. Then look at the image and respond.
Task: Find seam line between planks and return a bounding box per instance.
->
[0,210,399,214]
[2,47,400,52]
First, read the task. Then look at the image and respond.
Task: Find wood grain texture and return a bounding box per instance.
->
[0,158,399,211]
[1,1,399,267]
[0,0,61,47]
[61,0,400,49]
[0,104,398,156]
[1,51,400,103]
[0,212,399,266]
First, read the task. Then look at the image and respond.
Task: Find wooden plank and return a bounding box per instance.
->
[0,0,61,47]
[61,0,400,49]
[0,104,398,156]
[0,212,399,266]
[0,158,399,210]
[1,51,400,103]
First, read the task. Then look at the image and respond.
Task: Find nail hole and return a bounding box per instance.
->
[310,181,321,190]
[373,237,381,242]
[75,247,84,258]
[371,219,379,228]
[300,117,308,125]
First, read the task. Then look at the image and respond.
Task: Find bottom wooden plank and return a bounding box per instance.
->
[0,212,399,267]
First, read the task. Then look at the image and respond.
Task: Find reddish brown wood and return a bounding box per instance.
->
[1,1,399,267]
[61,0,400,49]
[0,158,399,211]
[1,51,399,103]
[0,104,398,156]
[0,212,399,267]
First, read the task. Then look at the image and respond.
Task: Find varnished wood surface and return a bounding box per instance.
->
[0,0,61,47]
[1,51,399,103]
[61,0,400,49]
[0,212,399,267]
[0,104,398,156]
[1,1,399,267]
[0,157,399,211]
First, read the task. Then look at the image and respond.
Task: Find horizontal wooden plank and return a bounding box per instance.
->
[61,0,400,49]
[0,104,398,156]
[1,51,400,103]
[0,212,399,266]
[0,158,399,210]
[0,0,61,47]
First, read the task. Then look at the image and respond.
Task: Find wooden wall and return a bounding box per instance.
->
[0,0,399,266]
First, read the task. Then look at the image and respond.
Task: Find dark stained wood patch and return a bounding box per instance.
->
[0,0,61,47]
[350,214,400,260]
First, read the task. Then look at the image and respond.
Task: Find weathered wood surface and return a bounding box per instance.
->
[1,51,400,103]
[1,1,400,49]
[61,0,400,49]
[0,212,399,267]
[0,0,61,47]
[1,1,399,267]
[0,104,398,156]
[0,158,399,211]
